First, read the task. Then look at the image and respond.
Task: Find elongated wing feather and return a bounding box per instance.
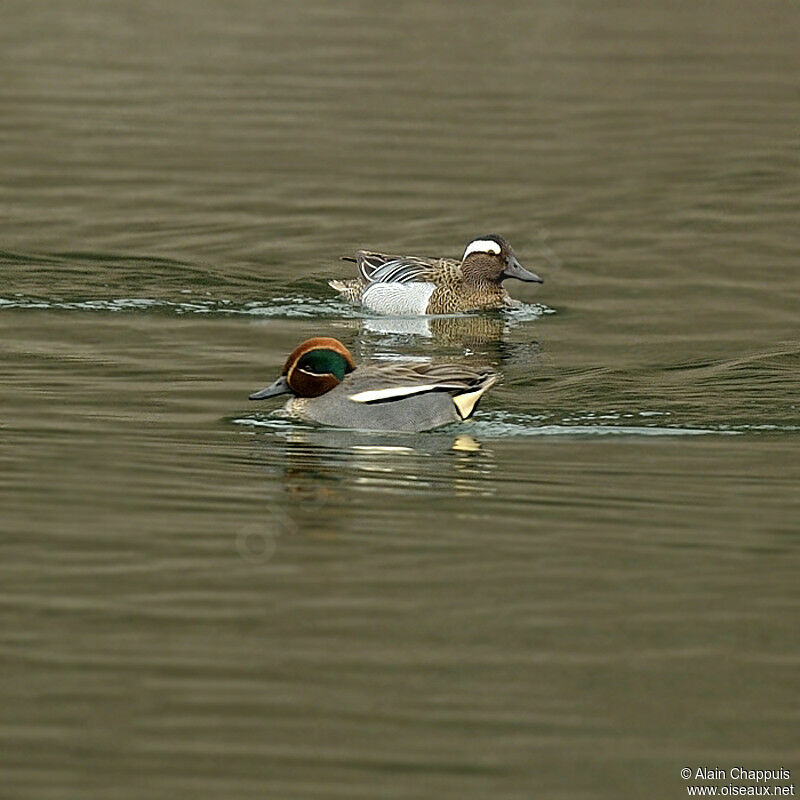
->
[347,363,496,405]
[351,251,450,284]
[366,257,438,284]
[354,251,396,282]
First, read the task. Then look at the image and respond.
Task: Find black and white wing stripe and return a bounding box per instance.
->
[353,251,437,284]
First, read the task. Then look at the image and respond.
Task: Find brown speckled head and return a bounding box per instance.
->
[283,337,356,397]
[460,234,543,286]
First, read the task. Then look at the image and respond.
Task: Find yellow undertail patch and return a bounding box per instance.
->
[452,376,497,420]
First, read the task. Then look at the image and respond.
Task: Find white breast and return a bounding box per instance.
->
[361,282,436,315]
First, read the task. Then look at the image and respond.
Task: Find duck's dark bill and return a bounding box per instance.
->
[249,375,290,400]
[503,256,543,283]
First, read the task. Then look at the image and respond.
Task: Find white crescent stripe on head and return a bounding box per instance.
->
[349,385,442,403]
[463,239,501,258]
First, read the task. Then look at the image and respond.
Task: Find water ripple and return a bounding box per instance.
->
[232,409,738,438]
[0,294,553,322]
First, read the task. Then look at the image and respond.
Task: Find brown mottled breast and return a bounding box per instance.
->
[427,284,510,314]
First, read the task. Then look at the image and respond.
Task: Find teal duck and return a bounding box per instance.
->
[249,337,497,432]
[329,234,542,314]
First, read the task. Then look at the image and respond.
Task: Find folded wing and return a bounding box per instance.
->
[353,251,439,284]
[348,363,497,420]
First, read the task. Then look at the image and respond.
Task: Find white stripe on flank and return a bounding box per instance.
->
[463,239,501,258]
[349,384,441,403]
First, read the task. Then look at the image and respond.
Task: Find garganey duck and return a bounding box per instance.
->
[329,234,542,315]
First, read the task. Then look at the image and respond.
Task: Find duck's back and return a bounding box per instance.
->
[357,256,470,315]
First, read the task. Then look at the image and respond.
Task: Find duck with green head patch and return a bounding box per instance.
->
[249,337,497,432]
[329,234,543,314]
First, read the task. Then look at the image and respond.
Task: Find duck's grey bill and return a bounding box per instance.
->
[249,375,290,400]
[504,256,543,283]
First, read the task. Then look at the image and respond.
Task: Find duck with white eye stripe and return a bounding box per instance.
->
[329,234,543,315]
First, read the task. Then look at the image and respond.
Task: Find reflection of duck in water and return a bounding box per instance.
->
[361,312,508,344]
[252,429,497,544]
[248,337,497,432]
[330,234,543,314]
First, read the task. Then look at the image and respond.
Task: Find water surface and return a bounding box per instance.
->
[1,2,799,798]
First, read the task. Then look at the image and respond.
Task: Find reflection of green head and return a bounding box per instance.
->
[297,348,353,380]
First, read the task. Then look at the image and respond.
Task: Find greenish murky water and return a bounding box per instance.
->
[1,2,798,798]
